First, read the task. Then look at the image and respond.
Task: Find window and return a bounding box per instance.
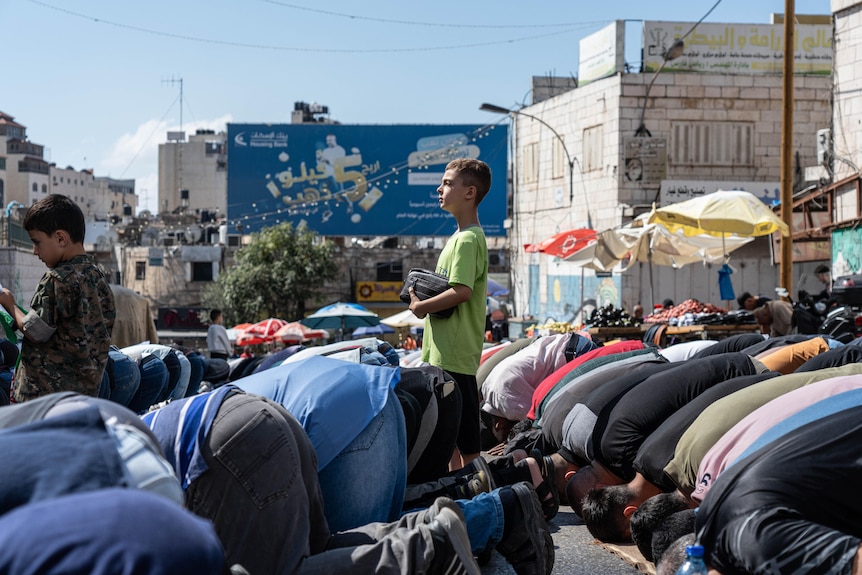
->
[376,261,403,281]
[583,124,604,172]
[41,184,47,193]
[135,261,146,281]
[192,261,214,282]
[551,139,566,179]
[523,142,539,184]
[671,121,754,166]
[32,183,37,192]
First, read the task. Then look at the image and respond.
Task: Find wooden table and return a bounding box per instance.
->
[588,323,762,345]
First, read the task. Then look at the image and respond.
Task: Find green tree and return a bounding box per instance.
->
[203,223,338,324]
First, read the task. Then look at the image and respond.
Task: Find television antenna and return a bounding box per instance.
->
[163,76,186,215]
[162,76,184,133]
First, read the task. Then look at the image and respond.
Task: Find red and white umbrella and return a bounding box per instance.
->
[235,318,289,346]
[274,321,329,343]
[524,228,597,259]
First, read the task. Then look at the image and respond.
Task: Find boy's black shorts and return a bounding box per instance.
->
[447,370,481,455]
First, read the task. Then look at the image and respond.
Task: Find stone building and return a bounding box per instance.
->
[504,19,834,322]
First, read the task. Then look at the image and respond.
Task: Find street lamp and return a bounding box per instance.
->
[480,102,592,230]
[635,39,685,137]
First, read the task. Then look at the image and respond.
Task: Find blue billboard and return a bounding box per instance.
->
[226,123,508,236]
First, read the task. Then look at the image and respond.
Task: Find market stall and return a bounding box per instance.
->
[587,298,761,345]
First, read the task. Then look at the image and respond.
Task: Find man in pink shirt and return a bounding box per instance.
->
[691,372,862,503]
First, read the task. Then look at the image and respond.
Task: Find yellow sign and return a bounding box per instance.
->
[356,281,403,302]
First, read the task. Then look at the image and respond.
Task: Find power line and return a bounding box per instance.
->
[679,0,724,43]
[119,93,180,179]
[27,0,598,54]
[256,0,604,29]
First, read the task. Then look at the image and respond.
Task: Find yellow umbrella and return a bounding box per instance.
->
[648,190,790,238]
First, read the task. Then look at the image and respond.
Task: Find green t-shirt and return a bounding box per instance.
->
[421,226,488,375]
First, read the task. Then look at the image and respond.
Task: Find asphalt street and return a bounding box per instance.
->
[482,508,642,575]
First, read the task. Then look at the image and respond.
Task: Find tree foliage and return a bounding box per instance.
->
[202,223,338,324]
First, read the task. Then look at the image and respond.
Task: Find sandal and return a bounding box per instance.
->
[531,449,559,521]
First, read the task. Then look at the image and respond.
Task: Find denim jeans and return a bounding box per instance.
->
[103,349,141,408]
[169,351,191,400]
[127,355,168,414]
[185,352,207,397]
[157,352,181,403]
[316,387,407,532]
[402,490,505,555]
[456,491,505,555]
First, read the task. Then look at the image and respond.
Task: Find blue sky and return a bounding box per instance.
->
[1,0,830,214]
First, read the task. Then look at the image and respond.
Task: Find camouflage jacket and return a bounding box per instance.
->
[14,255,115,402]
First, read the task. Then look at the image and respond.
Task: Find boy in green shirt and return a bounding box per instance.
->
[409,158,490,470]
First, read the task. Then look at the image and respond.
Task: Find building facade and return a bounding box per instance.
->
[0,112,50,208]
[507,63,832,321]
[158,129,227,218]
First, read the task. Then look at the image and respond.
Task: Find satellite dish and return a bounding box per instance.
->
[187,224,203,244]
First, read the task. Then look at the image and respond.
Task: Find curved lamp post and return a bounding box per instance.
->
[635,39,685,137]
[480,102,592,230]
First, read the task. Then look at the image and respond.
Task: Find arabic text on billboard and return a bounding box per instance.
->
[227,124,508,236]
[643,21,832,75]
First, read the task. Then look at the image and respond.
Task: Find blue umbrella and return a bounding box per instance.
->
[487,278,510,297]
[301,302,381,331]
[351,324,396,339]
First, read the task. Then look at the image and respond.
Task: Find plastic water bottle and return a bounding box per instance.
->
[675,544,708,575]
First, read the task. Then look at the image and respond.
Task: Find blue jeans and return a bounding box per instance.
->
[103,349,141,407]
[456,491,505,555]
[128,355,168,414]
[157,352,181,403]
[401,490,505,556]
[185,352,206,397]
[169,351,191,400]
[316,387,407,532]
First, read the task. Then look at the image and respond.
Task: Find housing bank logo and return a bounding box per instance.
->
[234,130,288,148]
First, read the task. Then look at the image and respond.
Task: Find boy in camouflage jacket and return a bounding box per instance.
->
[0,195,114,401]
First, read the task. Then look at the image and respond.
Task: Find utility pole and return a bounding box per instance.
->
[779,1,795,296]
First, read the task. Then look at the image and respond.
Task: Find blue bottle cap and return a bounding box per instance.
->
[686,545,705,558]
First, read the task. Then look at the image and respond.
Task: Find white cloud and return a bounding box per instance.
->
[99,114,233,215]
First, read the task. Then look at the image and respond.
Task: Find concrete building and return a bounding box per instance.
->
[158,129,226,218]
[94,176,137,220]
[503,19,834,323]
[0,112,49,207]
[50,165,96,215]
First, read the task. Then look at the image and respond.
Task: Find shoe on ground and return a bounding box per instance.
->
[453,470,493,500]
[470,455,498,490]
[425,499,481,575]
[496,482,555,575]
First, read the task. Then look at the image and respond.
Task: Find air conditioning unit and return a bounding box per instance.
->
[816,128,831,166]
